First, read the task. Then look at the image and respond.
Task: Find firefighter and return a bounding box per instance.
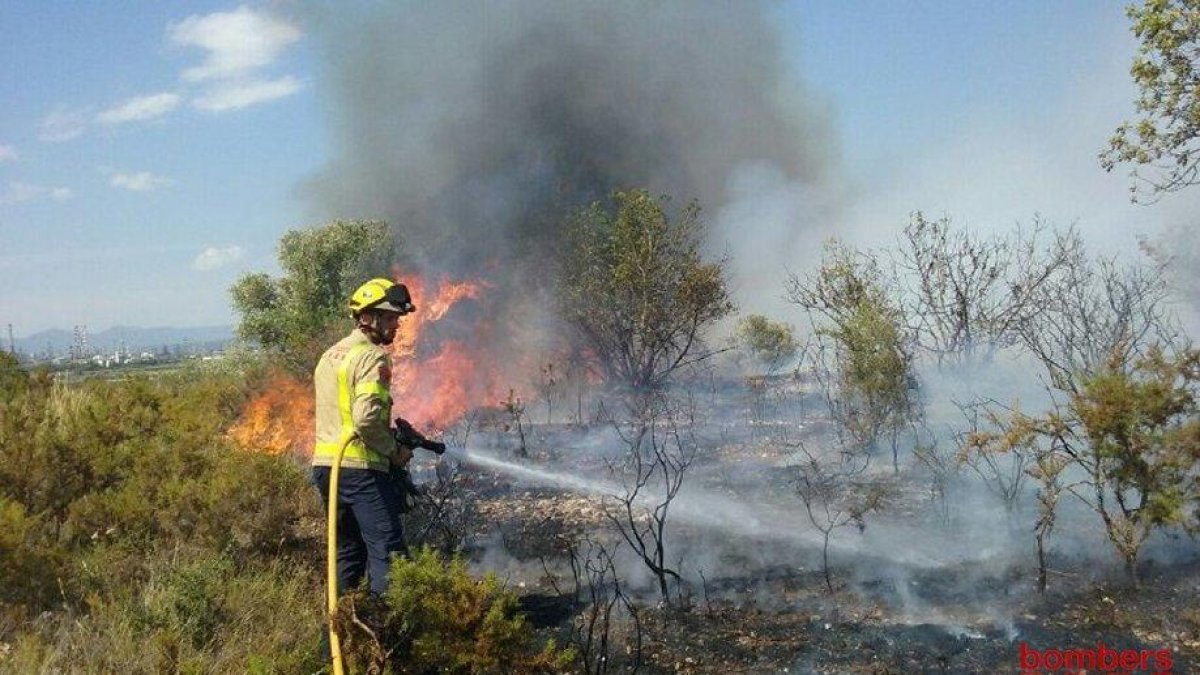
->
[311,277,418,597]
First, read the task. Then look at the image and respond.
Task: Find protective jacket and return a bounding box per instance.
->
[312,329,398,472]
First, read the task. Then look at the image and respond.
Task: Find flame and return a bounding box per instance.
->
[229,271,528,455]
[226,371,313,455]
[389,275,508,430]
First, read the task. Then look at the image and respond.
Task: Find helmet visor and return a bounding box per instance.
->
[374,283,415,314]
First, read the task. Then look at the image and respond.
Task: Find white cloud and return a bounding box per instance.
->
[38,108,88,142]
[192,245,245,271]
[170,6,301,83]
[96,92,181,125]
[110,171,173,191]
[0,181,72,205]
[0,144,16,161]
[192,75,303,112]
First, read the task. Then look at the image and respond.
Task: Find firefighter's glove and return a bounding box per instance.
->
[394,417,419,443]
[395,444,414,467]
[393,417,446,455]
[391,466,424,513]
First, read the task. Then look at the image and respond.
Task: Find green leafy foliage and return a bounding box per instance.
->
[788,240,919,454]
[6,552,324,674]
[0,350,30,398]
[735,314,799,376]
[0,367,324,672]
[968,346,1200,583]
[0,364,572,672]
[559,190,734,390]
[1103,0,1200,199]
[1072,347,1200,569]
[338,547,574,674]
[231,219,396,373]
[0,496,64,618]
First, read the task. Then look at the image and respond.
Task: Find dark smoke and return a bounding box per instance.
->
[298,1,834,281]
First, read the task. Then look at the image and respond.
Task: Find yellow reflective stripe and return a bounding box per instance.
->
[337,343,372,435]
[353,380,391,404]
[324,342,391,469]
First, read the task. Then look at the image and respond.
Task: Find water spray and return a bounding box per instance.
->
[437,446,952,568]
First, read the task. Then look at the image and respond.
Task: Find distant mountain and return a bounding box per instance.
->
[12,325,236,357]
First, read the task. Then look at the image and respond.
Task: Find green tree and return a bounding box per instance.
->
[1103,0,1200,200]
[0,350,28,398]
[559,190,734,390]
[230,220,395,373]
[787,240,919,468]
[968,346,1200,585]
[735,314,799,377]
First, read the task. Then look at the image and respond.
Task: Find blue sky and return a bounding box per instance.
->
[1,1,1191,336]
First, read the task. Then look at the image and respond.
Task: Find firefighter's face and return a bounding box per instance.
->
[375,311,401,345]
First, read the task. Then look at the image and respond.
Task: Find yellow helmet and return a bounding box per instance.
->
[349,278,416,316]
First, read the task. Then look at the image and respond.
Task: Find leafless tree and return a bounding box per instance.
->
[790,441,886,593]
[440,409,477,448]
[397,404,478,553]
[501,388,529,458]
[1017,247,1175,393]
[535,361,561,424]
[561,538,643,675]
[908,420,960,527]
[892,213,1080,366]
[601,396,699,605]
[405,460,478,555]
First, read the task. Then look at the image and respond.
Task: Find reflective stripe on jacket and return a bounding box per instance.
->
[312,329,396,472]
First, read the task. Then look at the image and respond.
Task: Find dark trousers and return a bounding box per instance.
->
[312,466,409,596]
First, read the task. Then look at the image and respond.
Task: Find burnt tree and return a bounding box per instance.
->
[790,441,885,594]
[602,397,698,605]
[893,213,1078,366]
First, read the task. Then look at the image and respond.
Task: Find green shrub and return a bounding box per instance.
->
[2,552,324,674]
[0,364,321,669]
[337,547,574,674]
[0,350,29,398]
[139,555,234,650]
[0,496,63,623]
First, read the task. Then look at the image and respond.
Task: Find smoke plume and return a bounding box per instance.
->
[298,0,833,286]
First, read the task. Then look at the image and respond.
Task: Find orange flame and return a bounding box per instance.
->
[229,271,528,455]
[226,371,313,455]
[389,274,508,430]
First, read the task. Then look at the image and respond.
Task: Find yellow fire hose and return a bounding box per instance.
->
[325,431,355,675]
